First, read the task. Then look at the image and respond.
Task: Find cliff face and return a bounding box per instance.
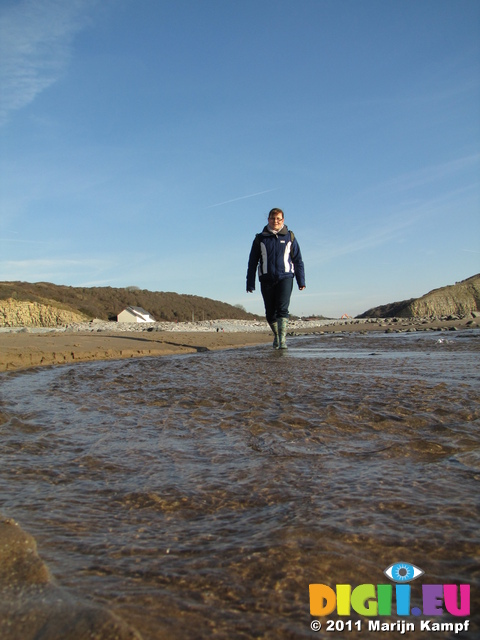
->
[405,275,480,317]
[358,274,480,319]
[0,299,89,327]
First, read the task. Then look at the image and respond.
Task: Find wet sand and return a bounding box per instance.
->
[0,330,272,372]
[0,316,477,372]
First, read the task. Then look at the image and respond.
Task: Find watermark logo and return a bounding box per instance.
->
[309,562,471,634]
[384,562,424,583]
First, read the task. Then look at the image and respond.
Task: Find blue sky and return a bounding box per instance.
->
[1,0,479,318]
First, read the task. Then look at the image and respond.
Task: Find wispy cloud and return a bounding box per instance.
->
[0,0,96,126]
[360,154,480,201]
[0,257,112,282]
[317,220,412,264]
[205,188,280,208]
[314,175,480,267]
[0,237,50,244]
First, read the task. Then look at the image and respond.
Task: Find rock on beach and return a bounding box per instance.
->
[0,516,142,640]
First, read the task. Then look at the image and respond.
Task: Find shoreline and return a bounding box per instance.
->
[0,315,478,373]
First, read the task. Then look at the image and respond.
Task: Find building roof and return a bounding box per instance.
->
[118,306,155,321]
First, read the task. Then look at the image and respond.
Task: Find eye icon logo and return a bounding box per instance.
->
[384,562,424,583]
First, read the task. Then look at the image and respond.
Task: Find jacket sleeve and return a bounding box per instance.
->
[291,237,306,288]
[246,236,260,291]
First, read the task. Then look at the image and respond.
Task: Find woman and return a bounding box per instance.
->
[246,208,306,349]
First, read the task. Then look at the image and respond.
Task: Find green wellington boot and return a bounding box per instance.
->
[277,318,288,349]
[269,321,279,349]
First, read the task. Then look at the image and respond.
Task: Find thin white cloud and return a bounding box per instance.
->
[0,0,96,126]
[1,257,108,268]
[317,222,410,264]
[0,257,112,282]
[312,191,455,265]
[313,160,480,266]
[0,237,50,244]
[205,188,280,208]
[359,154,480,201]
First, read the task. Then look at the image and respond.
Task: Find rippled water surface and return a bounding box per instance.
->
[0,330,479,639]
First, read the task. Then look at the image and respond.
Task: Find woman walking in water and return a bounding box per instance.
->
[246,208,305,349]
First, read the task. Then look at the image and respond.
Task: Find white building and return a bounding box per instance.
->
[117,306,156,323]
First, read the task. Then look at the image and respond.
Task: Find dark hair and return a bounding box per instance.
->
[268,208,284,219]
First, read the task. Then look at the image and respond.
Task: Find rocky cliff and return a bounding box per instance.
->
[358,273,480,319]
[0,299,89,327]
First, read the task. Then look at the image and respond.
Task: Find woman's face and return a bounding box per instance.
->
[268,213,284,231]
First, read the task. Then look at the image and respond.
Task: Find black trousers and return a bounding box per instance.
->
[260,279,294,324]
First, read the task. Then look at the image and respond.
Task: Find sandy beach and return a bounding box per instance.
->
[0,315,478,372]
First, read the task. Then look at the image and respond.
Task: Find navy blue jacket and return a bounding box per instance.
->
[246,225,305,291]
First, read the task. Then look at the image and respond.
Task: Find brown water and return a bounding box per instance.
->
[0,330,479,639]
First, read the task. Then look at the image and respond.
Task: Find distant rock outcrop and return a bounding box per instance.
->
[0,298,89,327]
[357,274,480,319]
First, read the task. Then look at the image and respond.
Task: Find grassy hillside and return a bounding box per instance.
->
[0,282,259,323]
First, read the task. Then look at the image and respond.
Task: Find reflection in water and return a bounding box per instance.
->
[0,330,479,639]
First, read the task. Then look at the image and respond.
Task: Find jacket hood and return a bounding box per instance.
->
[261,224,289,236]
